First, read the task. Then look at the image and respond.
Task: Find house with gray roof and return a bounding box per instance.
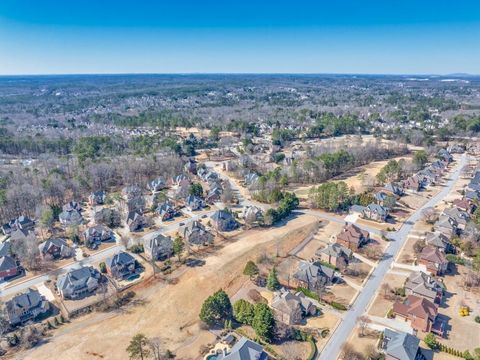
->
[83,225,114,249]
[405,271,444,304]
[127,211,147,232]
[425,232,453,253]
[433,215,458,237]
[211,209,239,232]
[56,266,101,300]
[39,238,74,259]
[316,243,352,270]
[217,336,268,360]
[0,240,12,258]
[148,177,167,193]
[122,185,143,200]
[143,234,173,261]
[88,191,106,206]
[105,252,138,279]
[156,200,177,221]
[179,221,213,246]
[1,216,35,236]
[185,195,205,211]
[4,288,50,326]
[364,203,389,222]
[381,329,422,360]
[442,207,469,231]
[59,202,84,226]
[384,182,405,197]
[292,261,335,290]
[271,288,316,325]
[0,255,19,281]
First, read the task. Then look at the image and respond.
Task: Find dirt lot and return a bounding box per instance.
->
[326,282,358,306]
[344,326,381,358]
[295,220,344,260]
[436,266,480,352]
[22,215,318,360]
[367,272,408,317]
[303,312,341,352]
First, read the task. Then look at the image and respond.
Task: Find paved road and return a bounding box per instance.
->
[318,153,467,360]
[0,244,124,298]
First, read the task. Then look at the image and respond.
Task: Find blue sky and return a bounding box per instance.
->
[1,0,480,75]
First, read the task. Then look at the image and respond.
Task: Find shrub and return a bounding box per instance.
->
[99,262,107,273]
[424,333,438,349]
[330,301,347,311]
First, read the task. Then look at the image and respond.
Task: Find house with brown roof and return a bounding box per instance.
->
[402,176,423,192]
[452,198,477,214]
[418,246,448,276]
[392,295,444,336]
[335,223,369,251]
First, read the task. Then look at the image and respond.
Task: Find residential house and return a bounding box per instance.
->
[211,209,239,232]
[148,177,167,193]
[83,225,114,249]
[437,149,453,163]
[393,295,444,335]
[56,266,101,300]
[1,216,35,235]
[88,191,106,206]
[244,172,259,187]
[384,182,405,197]
[216,336,268,360]
[381,329,422,360]
[4,288,50,326]
[442,207,469,231]
[184,158,197,175]
[122,185,143,200]
[125,196,146,213]
[271,288,316,325]
[452,198,477,214]
[9,228,31,242]
[143,234,173,261]
[316,243,352,270]
[405,271,444,304]
[291,261,335,290]
[0,240,12,257]
[179,221,214,245]
[418,246,449,276]
[185,195,205,211]
[465,190,480,201]
[364,203,389,222]
[39,238,74,259]
[433,215,458,237]
[59,201,84,226]
[417,169,438,186]
[127,211,146,232]
[424,232,453,253]
[206,186,223,204]
[156,201,177,221]
[335,223,369,251]
[173,174,191,187]
[242,206,264,224]
[0,255,19,281]
[105,252,137,279]
[402,176,423,192]
[375,191,395,209]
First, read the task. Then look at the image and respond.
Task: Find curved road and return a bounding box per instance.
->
[318,153,467,360]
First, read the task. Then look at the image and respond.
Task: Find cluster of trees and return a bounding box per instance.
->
[233,300,275,342]
[306,113,367,138]
[126,333,172,360]
[263,192,299,226]
[250,168,288,204]
[0,153,183,224]
[286,141,409,184]
[308,181,352,212]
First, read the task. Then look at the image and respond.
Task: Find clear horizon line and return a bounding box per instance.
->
[0,71,478,77]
